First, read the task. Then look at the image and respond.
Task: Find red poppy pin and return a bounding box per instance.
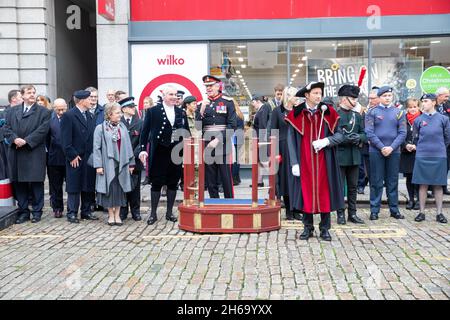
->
[133,130,139,136]
[422,121,428,127]
[376,115,384,120]
[218,102,225,106]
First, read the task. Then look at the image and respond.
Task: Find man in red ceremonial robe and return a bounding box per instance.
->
[285,82,345,241]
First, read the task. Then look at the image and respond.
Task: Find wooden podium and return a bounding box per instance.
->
[178,136,281,233]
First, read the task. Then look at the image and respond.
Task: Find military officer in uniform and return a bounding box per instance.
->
[335,85,367,225]
[196,75,237,198]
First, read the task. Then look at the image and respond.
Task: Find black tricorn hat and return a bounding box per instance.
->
[296,82,325,98]
[338,84,360,98]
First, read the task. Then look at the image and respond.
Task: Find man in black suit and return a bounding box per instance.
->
[139,86,190,225]
[3,85,51,224]
[60,90,98,223]
[118,97,143,221]
[46,98,68,218]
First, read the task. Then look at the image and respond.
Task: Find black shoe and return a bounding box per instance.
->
[15,215,30,224]
[390,212,405,219]
[54,210,63,218]
[293,211,303,221]
[319,229,332,241]
[81,213,99,220]
[31,216,41,223]
[249,182,264,188]
[357,187,365,194]
[436,213,447,223]
[147,215,157,225]
[427,192,434,199]
[414,213,425,222]
[142,177,150,185]
[119,213,127,221]
[413,201,420,210]
[443,188,450,195]
[166,214,178,222]
[94,205,104,212]
[67,215,80,224]
[132,214,142,221]
[336,211,346,225]
[369,213,378,220]
[115,221,123,226]
[348,214,364,224]
[232,178,240,186]
[285,210,294,221]
[406,201,414,210]
[299,228,314,240]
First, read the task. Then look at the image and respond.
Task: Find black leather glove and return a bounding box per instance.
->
[346,133,361,145]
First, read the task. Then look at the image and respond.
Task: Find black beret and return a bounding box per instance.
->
[251,93,264,101]
[183,95,197,105]
[338,85,360,98]
[73,90,91,99]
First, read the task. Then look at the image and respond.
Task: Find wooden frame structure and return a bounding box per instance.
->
[178,136,281,233]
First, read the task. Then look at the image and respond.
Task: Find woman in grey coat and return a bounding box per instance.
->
[93,103,135,226]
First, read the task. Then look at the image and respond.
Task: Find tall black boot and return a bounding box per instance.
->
[284,196,294,220]
[166,189,178,222]
[336,209,346,225]
[147,191,160,225]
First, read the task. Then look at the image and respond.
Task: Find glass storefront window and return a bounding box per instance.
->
[290,40,369,107]
[210,41,288,121]
[372,37,450,105]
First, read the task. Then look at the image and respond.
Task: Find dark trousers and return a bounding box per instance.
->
[47,165,65,212]
[303,213,331,231]
[338,165,359,215]
[67,192,95,217]
[205,153,233,198]
[120,173,141,217]
[404,173,419,201]
[14,181,44,218]
[357,154,370,189]
[369,152,400,214]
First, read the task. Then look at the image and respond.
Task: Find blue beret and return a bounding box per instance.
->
[377,86,393,97]
[420,93,437,101]
[118,96,136,109]
[73,90,91,99]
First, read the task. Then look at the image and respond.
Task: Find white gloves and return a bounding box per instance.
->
[292,164,300,177]
[312,138,330,153]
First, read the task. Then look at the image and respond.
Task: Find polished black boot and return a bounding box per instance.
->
[319,229,332,241]
[348,213,364,224]
[293,210,303,221]
[285,208,294,221]
[413,201,420,210]
[336,210,346,225]
[165,189,178,222]
[147,191,160,225]
[299,227,314,240]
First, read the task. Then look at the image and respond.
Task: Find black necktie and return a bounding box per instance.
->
[126,118,131,126]
[82,111,87,121]
[23,107,29,114]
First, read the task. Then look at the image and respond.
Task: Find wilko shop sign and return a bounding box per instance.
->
[157,55,185,66]
[98,0,115,21]
[131,43,208,110]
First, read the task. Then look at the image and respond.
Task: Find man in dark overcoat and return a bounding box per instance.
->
[60,90,98,223]
[46,98,68,218]
[3,85,51,224]
[118,97,143,221]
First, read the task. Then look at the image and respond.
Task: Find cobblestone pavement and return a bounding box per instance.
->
[0,202,448,300]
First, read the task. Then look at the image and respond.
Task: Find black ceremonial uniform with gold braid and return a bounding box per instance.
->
[195,93,237,198]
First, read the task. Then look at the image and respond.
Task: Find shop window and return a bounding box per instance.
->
[290,40,369,107]
[372,37,450,105]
